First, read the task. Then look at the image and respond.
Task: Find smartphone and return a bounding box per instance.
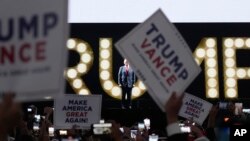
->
[48,127,54,137]
[27,108,32,112]
[243,108,250,113]
[34,115,41,122]
[149,134,159,141]
[93,123,112,135]
[99,119,105,124]
[130,130,137,139]
[41,116,45,120]
[235,103,243,115]
[119,127,124,133]
[33,125,39,131]
[59,130,68,135]
[219,102,228,109]
[180,126,191,133]
[138,123,145,131]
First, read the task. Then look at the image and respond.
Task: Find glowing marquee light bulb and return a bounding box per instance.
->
[207,58,216,67]
[100,50,110,59]
[226,68,236,77]
[206,48,216,58]
[138,81,146,90]
[67,39,76,49]
[132,87,141,97]
[224,38,234,48]
[81,53,91,63]
[101,39,111,48]
[207,78,217,87]
[103,81,113,90]
[196,48,205,58]
[208,88,218,98]
[237,69,247,78]
[206,38,216,47]
[235,38,244,48]
[226,88,236,98]
[100,60,110,69]
[77,63,87,73]
[247,69,250,77]
[111,86,121,96]
[77,43,87,53]
[73,79,83,89]
[67,69,77,79]
[245,38,250,47]
[79,89,89,95]
[225,48,235,57]
[207,68,217,77]
[225,58,235,67]
[226,78,236,87]
[100,70,110,80]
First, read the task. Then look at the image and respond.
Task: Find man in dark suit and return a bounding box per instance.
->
[118,59,135,109]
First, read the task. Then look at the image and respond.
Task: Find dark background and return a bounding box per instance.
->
[23,23,250,129]
[68,23,250,103]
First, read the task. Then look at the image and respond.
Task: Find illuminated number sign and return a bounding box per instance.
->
[65,37,250,99]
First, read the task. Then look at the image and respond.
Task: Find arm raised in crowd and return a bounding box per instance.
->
[206,105,219,141]
[190,124,209,141]
[165,92,188,141]
[0,92,22,141]
[165,92,211,141]
[39,107,53,141]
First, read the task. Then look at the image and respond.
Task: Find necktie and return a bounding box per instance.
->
[126,66,128,76]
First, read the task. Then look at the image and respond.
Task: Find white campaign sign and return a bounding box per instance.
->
[179,93,212,125]
[0,0,68,101]
[115,9,201,111]
[54,95,102,129]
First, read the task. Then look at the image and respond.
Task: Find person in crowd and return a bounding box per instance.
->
[206,105,219,141]
[223,101,250,126]
[25,104,38,134]
[118,59,136,109]
[38,107,53,141]
[0,93,22,141]
[0,91,224,141]
[15,120,34,141]
[165,92,210,141]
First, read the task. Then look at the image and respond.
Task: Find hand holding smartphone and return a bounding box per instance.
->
[138,123,145,131]
[235,103,243,115]
[130,130,137,139]
[93,123,112,135]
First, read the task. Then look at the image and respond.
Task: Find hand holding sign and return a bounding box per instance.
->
[178,93,212,125]
[165,92,184,124]
[207,105,219,128]
[190,124,204,138]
